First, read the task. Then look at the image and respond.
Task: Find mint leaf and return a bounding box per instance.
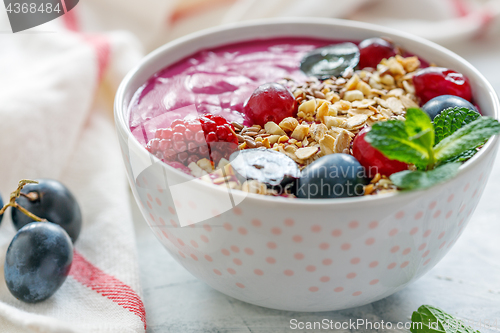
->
[434,117,500,162]
[406,108,435,149]
[443,145,481,164]
[390,163,460,190]
[433,107,480,144]
[410,305,480,333]
[365,120,431,166]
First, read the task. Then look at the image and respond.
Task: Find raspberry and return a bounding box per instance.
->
[357,38,396,69]
[146,114,238,168]
[413,67,472,105]
[244,83,297,127]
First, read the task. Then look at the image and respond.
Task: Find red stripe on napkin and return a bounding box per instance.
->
[69,251,147,330]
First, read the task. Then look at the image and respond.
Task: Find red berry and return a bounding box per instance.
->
[413,67,472,105]
[352,127,408,178]
[358,38,396,69]
[206,132,217,143]
[244,83,297,127]
[145,113,238,168]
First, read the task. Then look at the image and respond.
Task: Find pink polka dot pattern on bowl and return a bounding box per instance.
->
[284,218,294,227]
[341,243,351,251]
[334,287,344,293]
[332,229,342,237]
[254,269,264,276]
[365,238,375,245]
[267,242,277,249]
[251,219,262,227]
[244,248,254,255]
[311,225,322,233]
[309,286,319,292]
[369,261,378,268]
[320,276,330,282]
[349,221,359,229]
[306,265,316,272]
[284,269,294,276]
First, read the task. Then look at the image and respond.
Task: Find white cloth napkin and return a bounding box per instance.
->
[0,16,146,333]
[0,0,497,332]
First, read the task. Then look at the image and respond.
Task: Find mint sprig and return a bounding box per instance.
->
[410,305,480,333]
[365,107,500,190]
[433,116,500,162]
[434,107,480,144]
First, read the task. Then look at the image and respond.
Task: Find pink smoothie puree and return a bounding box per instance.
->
[128,37,347,145]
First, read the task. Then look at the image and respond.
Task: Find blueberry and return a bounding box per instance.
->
[229,149,300,192]
[5,222,73,303]
[300,43,360,79]
[11,179,82,243]
[296,154,367,199]
[422,95,478,119]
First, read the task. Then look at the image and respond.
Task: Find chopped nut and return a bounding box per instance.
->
[310,123,328,141]
[197,158,213,173]
[262,137,270,148]
[334,130,351,153]
[264,121,286,135]
[380,74,395,86]
[324,116,346,129]
[291,125,309,141]
[345,74,360,90]
[364,184,374,195]
[279,117,299,132]
[325,92,340,103]
[279,135,289,143]
[399,55,420,73]
[344,90,364,102]
[319,134,335,155]
[356,81,372,96]
[316,101,330,122]
[242,180,268,194]
[386,57,406,76]
[188,162,207,177]
[267,135,281,145]
[298,99,316,115]
[295,146,319,159]
[345,114,369,129]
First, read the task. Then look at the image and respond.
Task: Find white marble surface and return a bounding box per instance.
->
[132,39,500,333]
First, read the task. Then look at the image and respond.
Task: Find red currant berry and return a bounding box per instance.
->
[216,125,228,140]
[244,83,297,127]
[352,127,408,178]
[413,67,472,105]
[206,132,217,143]
[172,132,184,141]
[171,119,184,127]
[159,128,173,140]
[358,38,396,69]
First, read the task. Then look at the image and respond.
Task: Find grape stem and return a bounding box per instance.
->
[0,179,46,222]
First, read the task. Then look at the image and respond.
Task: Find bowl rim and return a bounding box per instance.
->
[115,17,500,207]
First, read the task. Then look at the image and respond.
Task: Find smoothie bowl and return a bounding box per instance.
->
[115,18,499,311]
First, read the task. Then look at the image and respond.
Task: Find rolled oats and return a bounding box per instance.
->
[295,146,319,160]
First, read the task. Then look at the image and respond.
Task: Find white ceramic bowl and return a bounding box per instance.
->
[115,18,499,311]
